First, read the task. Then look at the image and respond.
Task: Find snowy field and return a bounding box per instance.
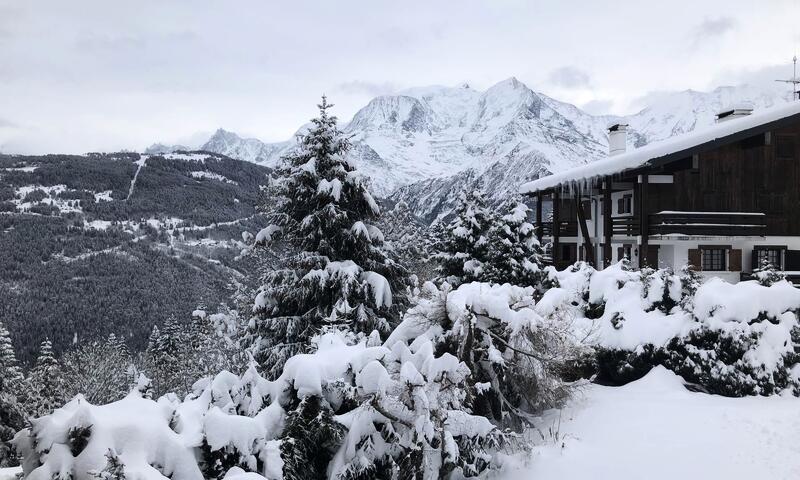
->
[0,467,21,480]
[507,367,800,480]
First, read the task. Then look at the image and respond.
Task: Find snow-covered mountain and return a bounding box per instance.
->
[200,128,290,165]
[190,78,794,220]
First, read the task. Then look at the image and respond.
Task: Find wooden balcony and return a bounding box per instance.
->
[612,216,640,236]
[541,221,578,237]
[649,211,766,237]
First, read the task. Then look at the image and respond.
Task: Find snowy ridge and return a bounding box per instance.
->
[193,80,793,208]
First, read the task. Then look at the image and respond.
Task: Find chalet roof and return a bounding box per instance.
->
[520,101,800,194]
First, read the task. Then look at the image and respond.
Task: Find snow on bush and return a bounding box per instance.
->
[14,279,587,479]
[544,261,800,396]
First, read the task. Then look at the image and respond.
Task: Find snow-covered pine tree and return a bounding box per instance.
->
[376,200,432,282]
[280,395,343,480]
[143,325,164,396]
[753,258,787,286]
[482,201,548,288]
[0,321,23,395]
[246,97,409,376]
[0,320,25,466]
[148,316,191,397]
[62,333,132,405]
[24,339,66,419]
[433,189,494,285]
[90,448,126,480]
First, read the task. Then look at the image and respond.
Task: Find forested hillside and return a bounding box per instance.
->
[0,152,270,362]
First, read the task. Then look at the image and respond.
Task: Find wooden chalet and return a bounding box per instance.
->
[520,102,800,283]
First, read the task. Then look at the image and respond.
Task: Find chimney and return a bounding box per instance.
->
[715,103,754,123]
[608,123,628,156]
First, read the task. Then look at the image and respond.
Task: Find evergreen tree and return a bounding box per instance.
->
[24,339,66,418]
[0,321,23,394]
[376,201,432,282]
[0,321,25,467]
[482,201,547,287]
[753,258,786,286]
[90,448,126,480]
[62,333,132,405]
[280,395,344,480]
[433,189,495,284]
[245,97,409,376]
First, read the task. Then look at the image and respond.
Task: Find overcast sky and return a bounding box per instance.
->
[1,0,799,154]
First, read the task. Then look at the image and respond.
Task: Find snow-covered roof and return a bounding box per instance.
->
[520,101,800,194]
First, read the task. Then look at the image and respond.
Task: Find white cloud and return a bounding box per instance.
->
[1,0,798,153]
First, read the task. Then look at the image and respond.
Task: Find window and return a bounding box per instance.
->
[617,194,632,214]
[755,247,784,269]
[776,134,795,159]
[701,248,726,271]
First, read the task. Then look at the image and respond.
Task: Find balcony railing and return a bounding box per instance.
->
[649,211,766,237]
[612,215,640,236]
[540,221,578,237]
[539,212,766,239]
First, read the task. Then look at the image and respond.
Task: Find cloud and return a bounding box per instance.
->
[691,16,736,46]
[580,99,614,115]
[0,117,18,128]
[547,66,591,89]
[332,80,401,97]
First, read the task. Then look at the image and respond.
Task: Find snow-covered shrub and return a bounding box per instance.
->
[752,259,787,287]
[545,262,800,396]
[15,319,519,479]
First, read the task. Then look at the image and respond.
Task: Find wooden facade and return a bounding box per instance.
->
[530,110,800,275]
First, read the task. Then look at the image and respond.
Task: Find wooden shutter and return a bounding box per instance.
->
[728,249,742,272]
[688,249,701,271]
[617,198,623,214]
[786,250,800,270]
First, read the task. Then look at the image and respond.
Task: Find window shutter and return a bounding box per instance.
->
[617,198,623,214]
[729,249,742,272]
[688,249,701,271]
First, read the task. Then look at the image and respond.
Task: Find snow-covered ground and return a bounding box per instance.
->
[507,367,800,480]
[0,466,21,480]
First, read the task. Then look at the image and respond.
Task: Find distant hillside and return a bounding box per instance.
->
[0,151,270,363]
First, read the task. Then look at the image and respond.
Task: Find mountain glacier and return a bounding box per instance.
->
[170,78,795,222]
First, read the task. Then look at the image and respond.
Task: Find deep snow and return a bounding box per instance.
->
[0,467,21,480]
[506,367,800,480]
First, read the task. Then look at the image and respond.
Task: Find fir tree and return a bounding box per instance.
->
[0,321,23,393]
[433,189,495,284]
[24,339,66,418]
[246,97,409,375]
[90,448,126,480]
[753,258,786,286]
[0,321,25,467]
[62,333,132,405]
[482,201,547,287]
[280,395,343,480]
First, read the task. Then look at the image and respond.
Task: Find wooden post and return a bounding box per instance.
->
[552,190,560,268]
[535,191,543,242]
[576,195,595,266]
[639,174,649,268]
[603,176,612,267]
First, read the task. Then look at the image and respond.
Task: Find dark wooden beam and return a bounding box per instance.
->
[552,190,560,268]
[575,195,595,267]
[535,191,543,242]
[603,176,612,267]
[639,174,649,268]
